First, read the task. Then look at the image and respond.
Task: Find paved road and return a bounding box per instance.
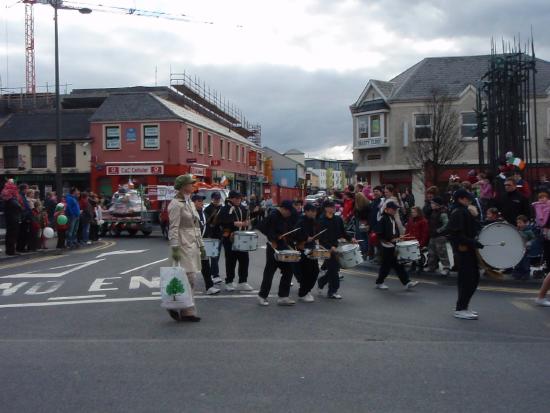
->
[0,233,549,413]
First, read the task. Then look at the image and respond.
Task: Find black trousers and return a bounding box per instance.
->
[259,246,293,299]
[222,237,249,283]
[376,246,410,285]
[16,220,30,252]
[56,230,66,249]
[201,258,213,290]
[4,220,19,255]
[90,223,99,241]
[298,253,320,297]
[318,254,341,295]
[543,240,550,270]
[455,250,480,311]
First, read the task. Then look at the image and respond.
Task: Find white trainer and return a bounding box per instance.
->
[376,283,389,290]
[206,287,220,295]
[212,277,222,284]
[328,293,342,299]
[454,310,478,320]
[299,293,315,303]
[225,282,236,292]
[535,298,550,307]
[277,297,296,306]
[237,282,254,291]
[257,296,269,306]
[406,281,419,290]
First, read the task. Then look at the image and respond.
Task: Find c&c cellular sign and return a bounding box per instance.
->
[106,165,164,175]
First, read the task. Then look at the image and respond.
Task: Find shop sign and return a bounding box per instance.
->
[250,175,258,181]
[248,151,257,167]
[190,166,207,176]
[126,128,137,142]
[186,158,197,164]
[210,159,221,167]
[106,165,164,175]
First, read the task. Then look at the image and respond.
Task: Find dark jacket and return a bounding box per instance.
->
[196,207,211,238]
[4,197,23,227]
[217,201,249,236]
[204,202,223,239]
[447,203,481,251]
[497,190,531,224]
[428,208,449,238]
[318,213,350,250]
[368,197,382,230]
[294,214,319,250]
[265,209,292,250]
[376,212,400,247]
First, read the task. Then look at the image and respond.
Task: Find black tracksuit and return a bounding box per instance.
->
[294,214,320,297]
[318,213,350,295]
[197,207,213,290]
[4,197,22,255]
[448,203,482,311]
[376,212,411,285]
[217,201,250,284]
[204,202,223,278]
[259,209,294,299]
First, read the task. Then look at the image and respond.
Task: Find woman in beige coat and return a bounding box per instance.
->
[167,174,205,322]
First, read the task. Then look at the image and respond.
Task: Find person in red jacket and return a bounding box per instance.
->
[405,206,429,274]
[342,191,355,223]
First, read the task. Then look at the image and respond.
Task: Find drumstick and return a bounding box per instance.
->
[483,241,506,247]
[311,229,327,240]
[280,227,301,238]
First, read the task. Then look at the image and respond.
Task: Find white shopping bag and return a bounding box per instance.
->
[160,266,194,310]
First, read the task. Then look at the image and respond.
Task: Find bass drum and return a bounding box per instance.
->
[477,222,525,270]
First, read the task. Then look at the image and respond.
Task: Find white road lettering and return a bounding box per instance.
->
[0,282,29,296]
[96,250,148,258]
[120,259,167,275]
[89,277,121,292]
[129,276,160,290]
[48,295,106,301]
[24,281,64,295]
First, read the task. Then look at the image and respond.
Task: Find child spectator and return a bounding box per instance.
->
[39,201,49,249]
[405,206,429,274]
[427,196,451,277]
[513,215,535,280]
[29,200,42,252]
[54,203,68,249]
[483,207,503,225]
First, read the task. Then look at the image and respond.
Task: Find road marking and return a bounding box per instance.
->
[511,299,535,312]
[342,268,439,285]
[120,259,168,274]
[48,295,107,301]
[1,259,105,279]
[0,294,272,308]
[96,249,148,258]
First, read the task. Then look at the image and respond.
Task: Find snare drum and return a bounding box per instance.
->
[477,222,525,269]
[337,244,363,269]
[274,249,301,263]
[308,246,332,260]
[232,231,258,252]
[396,240,420,262]
[203,238,220,257]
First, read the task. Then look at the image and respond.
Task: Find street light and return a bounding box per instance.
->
[50,0,91,195]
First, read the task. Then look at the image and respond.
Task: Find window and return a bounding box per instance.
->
[227,141,231,160]
[187,128,193,152]
[2,145,18,168]
[357,113,385,140]
[242,147,245,164]
[207,134,213,156]
[220,138,224,158]
[143,125,160,149]
[198,131,203,153]
[236,145,240,162]
[105,126,121,149]
[61,143,76,168]
[414,114,432,140]
[461,112,477,140]
[31,145,47,168]
[370,115,381,138]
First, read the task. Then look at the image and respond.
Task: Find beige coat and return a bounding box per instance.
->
[168,195,203,273]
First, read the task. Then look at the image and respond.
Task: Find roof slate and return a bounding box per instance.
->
[0,111,92,142]
[90,93,175,122]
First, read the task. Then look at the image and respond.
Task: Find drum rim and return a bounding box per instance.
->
[396,240,419,246]
[477,221,526,269]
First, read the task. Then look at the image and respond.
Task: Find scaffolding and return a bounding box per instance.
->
[476,38,539,179]
[170,71,261,146]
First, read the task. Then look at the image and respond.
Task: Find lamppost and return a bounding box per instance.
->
[48,0,92,194]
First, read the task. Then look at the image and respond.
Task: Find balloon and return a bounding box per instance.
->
[43,227,55,239]
[57,214,68,225]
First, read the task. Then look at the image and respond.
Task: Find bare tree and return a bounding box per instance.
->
[408,89,465,188]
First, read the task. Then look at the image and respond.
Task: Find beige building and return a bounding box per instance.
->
[351,55,550,203]
[0,110,92,194]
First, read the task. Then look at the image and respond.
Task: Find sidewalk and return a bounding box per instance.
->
[357,259,544,287]
[0,236,63,262]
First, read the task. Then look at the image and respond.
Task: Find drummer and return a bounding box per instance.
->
[317,200,357,299]
[217,191,253,292]
[375,201,419,291]
[294,203,321,302]
[192,194,221,296]
[258,200,296,306]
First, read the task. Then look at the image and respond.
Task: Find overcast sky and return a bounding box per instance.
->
[1,0,549,159]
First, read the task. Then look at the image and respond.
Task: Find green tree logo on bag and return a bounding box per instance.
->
[166,277,185,300]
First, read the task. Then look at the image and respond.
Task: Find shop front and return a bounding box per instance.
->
[4,172,90,196]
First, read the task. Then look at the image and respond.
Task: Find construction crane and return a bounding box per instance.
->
[16,0,241,95]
